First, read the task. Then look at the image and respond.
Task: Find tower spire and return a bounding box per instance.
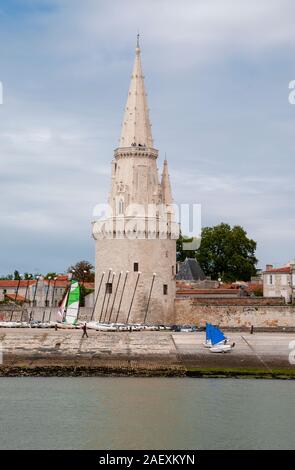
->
[119,37,153,148]
[161,158,173,205]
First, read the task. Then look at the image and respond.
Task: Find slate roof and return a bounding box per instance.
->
[176,258,206,281]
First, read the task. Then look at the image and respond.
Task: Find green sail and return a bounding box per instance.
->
[65,280,80,325]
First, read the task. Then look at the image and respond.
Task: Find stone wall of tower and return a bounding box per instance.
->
[94,238,176,324]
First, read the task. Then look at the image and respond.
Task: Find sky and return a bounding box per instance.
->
[0,0,294,275]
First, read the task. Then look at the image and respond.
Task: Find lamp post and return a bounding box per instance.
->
[48,277,58,322]
[77,270,88,321]
[126,272,141,324]
[30,275,40,323]
[90,272,105,322]
[103,272,116,323]
[115,271,129,323]
[21,275,31,322]
[15,274,22,301]
[99,269,112,323]
[143,273,156,324]
[10,274,22,322]
[108,271,123,323]
[42,276,51,322]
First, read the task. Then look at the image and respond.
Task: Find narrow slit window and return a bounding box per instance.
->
[163,284,168,295]
[106,283,112,294]
[134,263,139,272]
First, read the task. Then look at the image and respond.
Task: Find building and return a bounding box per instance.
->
[176,258,206,281]
[92,38,179,324]
[0,278,71,307]
[263,263,295,303]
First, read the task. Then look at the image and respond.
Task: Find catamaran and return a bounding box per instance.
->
[63,279,80,325]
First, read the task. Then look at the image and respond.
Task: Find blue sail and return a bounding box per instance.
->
[206,323,212,341]
[210,325,226,345]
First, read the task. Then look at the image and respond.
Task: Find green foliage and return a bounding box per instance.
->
[44,272,58,280]
[67,260,95,282]
[24,273,33,280]
[196,223,257,282]
[177,223,258,282]
[79,285,94,307]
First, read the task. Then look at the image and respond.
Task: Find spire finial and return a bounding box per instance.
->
[136,32,140,49]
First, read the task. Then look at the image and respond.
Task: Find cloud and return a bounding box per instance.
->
[0,0,294,273]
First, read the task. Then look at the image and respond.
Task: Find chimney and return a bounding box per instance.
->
[265,264,273,271]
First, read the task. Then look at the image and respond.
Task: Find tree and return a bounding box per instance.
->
[14,270,21,280]
[67,260,95,282]
[44,272,58,280]
[24,273,33,280]
[196,223,258,282]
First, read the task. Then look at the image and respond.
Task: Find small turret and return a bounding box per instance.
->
[161,158,173,205]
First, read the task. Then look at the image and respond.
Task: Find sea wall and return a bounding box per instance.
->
[1,302,295,328]
[174,298,295,328]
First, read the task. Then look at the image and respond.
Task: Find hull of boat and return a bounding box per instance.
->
[209,344,233,353]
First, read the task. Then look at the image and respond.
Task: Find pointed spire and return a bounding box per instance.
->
[161,158,173,205]
[119,37,153,148]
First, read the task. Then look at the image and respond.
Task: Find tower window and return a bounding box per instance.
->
[134,263,139,272]
[118,199,124,215]
[106,283,112,294]
[163,284,168,295]
[172,265,174,276]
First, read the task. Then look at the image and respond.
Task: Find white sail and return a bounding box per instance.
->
[56,290,69,323]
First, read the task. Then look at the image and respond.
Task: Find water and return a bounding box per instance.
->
[0,377,294,450]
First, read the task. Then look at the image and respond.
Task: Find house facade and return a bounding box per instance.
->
[263,263,295,303]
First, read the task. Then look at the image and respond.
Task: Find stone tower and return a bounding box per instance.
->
[92,38,179,324]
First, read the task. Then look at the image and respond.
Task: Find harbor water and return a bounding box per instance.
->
[0,377,294,450]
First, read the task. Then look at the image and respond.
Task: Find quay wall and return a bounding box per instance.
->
[174,299,295,328]
[1,302,294,328]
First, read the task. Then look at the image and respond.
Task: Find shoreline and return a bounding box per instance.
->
[1,328,294,379]
[1,363,295,380]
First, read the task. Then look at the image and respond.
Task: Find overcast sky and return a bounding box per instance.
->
[0,0,294,275]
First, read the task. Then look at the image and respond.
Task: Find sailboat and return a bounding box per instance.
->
[208,324,234,353]
[203,322,213,348]
[55,289,69,323]
[204,322,231,348]
[64,280,80,325]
